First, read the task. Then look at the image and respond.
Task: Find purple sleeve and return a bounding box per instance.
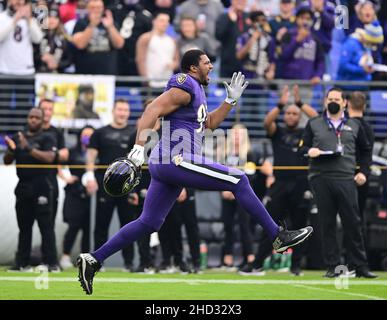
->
[167,74,195,96]
[236,33,247,51]
[280,33,302,60]
[314,43,325,77]
[268,37,276,63]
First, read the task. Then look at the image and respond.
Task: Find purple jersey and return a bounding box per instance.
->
[150,73,208,163]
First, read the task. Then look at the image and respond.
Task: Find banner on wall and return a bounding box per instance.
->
[35,73,115,129]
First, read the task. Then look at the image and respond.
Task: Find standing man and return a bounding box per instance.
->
[83,99,137,271]
[215,0,249,78]
[39,99,69,225]
[112,0,152,77]
[77,49,313,295]
[347,91,375,219]
[240,85,318,276]
[298,87,377,278]
[72,0,124,75]
[4,108,59,272]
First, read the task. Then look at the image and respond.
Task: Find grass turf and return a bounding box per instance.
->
[0,268,386,300]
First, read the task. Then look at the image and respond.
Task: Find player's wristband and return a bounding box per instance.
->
[277,103,285,110]
[224,97,237,106]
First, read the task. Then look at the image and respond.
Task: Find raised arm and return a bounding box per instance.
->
[206,72,249,130]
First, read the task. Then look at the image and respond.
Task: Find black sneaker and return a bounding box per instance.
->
[77,253,101,295]
[238,263,266,276]
[48,264,62,273]
[179,262,191,274]
[290,267,304,276]
[323,267,339,278]
[7,265,33,272]
[356,267,378,278]
[272,226,313,253]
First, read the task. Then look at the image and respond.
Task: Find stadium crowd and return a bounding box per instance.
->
[1,0,387,277]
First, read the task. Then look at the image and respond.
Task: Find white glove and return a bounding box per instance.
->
[127,144,145,167]
[81,170,96,187]
[223,71,249,106]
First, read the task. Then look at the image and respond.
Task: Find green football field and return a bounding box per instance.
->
[0,268,386,300]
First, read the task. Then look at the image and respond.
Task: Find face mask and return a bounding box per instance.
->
[327,102,341,115]
[81,135,90,146]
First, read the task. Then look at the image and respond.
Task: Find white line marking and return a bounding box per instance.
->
[0,277,386,286]
[292,284,385,300]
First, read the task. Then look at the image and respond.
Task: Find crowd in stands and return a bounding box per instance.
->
[0,0,386,84]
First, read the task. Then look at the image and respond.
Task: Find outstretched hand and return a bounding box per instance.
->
[223,71,249,106]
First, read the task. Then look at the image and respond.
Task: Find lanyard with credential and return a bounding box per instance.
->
[327,117,346,153]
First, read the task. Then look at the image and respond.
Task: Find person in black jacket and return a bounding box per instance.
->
[4,108,59,272]
[59,126,95,270]
[215,0,249,78]
[298,87,377,278]
[347,91,375,219]
[240,85,318,276]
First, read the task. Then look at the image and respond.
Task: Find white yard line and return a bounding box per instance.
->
[292,284,385,300]
[0,277,386,286]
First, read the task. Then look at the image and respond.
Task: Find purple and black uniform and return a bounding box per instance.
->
[93,74,279,263]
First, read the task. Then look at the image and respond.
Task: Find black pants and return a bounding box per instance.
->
[310,176,369,269]
[222,199,254,260]
[158,197,200,267]
[94,189,135,266]
[253,178,309,269]
[135,206,153,268]
[63,191,90,255]
[14,179,58,267]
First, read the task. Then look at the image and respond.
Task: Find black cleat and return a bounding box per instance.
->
[273,226,313,253]
[356,267,378,278]
[77,253,101,295]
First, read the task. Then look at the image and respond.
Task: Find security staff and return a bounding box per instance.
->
[83,99,136,271]
[299,87,377,278]
[39,98,69,225]
[4,108,59,272]
[347,91,374,219]
[239,85,317,276]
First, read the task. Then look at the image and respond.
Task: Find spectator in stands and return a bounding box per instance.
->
[4,108,59,272]
[72,0,124,75]
[269,0,296,39]
[59,0,78,24]
[221,123,256,269]
[336,21,384,84]
[0,0,43,75]
[63,0,88,35]
[112,0,152,77]
[35,5,73,73]
[59,126,95,270]
[298,0,335,55]
[177,16,217,61]
[236,10,276,81]
[277,7,324,84]
[215,0,249,78]
[347,0,379,36]
[142,0,177,21]
[240,85,317,276]
[174,0,224,58]
[269,0,297,79]
[136,12,179,88]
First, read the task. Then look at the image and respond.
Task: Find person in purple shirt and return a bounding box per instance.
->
[278,7,325,84]
[76,49,314,295]
[298,0,335,54]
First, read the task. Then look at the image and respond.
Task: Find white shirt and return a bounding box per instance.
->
[0,12,43,75]
[146,33,176,88]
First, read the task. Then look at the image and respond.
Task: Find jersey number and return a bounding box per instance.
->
[13,26,22,42]
[196,104,208,133]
